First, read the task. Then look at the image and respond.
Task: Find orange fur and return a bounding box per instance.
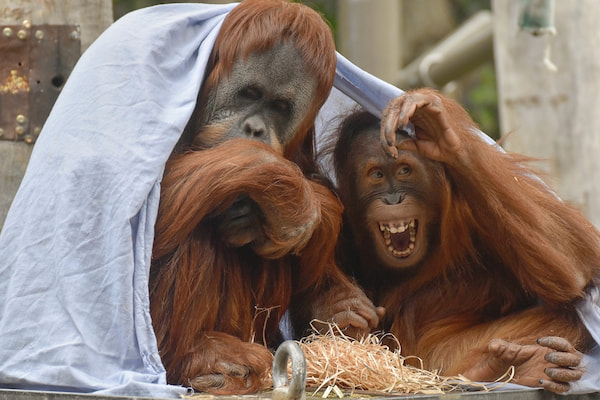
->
[149,1,359,393]
[150,139,345,393]
[334,89,600,383]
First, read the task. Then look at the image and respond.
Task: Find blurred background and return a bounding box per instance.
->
[1,0,599,229]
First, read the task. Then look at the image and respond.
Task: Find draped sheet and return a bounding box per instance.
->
[0,2,597,397]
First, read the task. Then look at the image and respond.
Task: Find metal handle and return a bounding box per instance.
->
[272,340,306,400]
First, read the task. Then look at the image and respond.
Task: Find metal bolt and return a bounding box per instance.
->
[0,128,4,137]
[24,134,34,144]
[22,20,31,29]
[35,30,44,40]
[33,126,41,135]
[2,27,12,37]
[15,126,24,135]
[17,29,27,40]
[69,30,80,41]
[16,114,26,124]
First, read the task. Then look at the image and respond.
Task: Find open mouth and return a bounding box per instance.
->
[378,219,418,258]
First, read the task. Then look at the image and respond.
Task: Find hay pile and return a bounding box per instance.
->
[297,324,513,396]
[186,323,514,399]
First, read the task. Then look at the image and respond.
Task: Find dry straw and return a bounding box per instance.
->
[186,321,514,399]
[297,323,514,397]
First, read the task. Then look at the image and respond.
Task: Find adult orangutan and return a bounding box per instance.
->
[149,0,382,395]
[332,88,600,394]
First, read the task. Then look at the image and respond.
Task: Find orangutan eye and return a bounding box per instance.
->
[397,165,412,176]
[271,99,291,114]
[368,168,384,180]
[240,86,262,100]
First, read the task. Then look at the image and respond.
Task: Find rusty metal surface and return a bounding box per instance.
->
[0,23,80,144]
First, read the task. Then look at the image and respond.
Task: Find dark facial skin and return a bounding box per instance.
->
[343,127,444,270]
[194,41,317,154]
[187,42,317,249]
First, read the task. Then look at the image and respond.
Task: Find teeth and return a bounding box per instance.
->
[392,247,413,257]
[382,222,408,233]
[380,221,413,235]
[383,230,391,244]
[379,219,417,257]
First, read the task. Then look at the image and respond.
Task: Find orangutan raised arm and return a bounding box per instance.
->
[331,88,600,393]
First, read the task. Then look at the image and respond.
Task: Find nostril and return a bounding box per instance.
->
[243,122,255,135]
[243,116,266,139]
[252,128,264,138]
[383,193,403,205]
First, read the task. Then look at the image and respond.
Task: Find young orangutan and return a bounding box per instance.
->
[331,88,600,393]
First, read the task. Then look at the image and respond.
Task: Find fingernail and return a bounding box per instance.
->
[539,379,544,385]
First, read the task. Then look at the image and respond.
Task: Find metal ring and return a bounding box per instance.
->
[272,340,306,400]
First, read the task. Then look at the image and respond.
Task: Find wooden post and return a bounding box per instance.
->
[0,0,112,229]
[493,0,600,227]
[337,0,402,85]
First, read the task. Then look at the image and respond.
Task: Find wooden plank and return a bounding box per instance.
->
[0,141,31,226]
[0,0,112,50]
[0,0,112,230]
[493,0,600,228]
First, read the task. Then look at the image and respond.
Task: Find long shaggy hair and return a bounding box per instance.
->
[150,139,344,393]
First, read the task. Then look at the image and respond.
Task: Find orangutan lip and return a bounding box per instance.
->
[378,219,417,258]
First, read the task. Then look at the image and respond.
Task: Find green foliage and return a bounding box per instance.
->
[302,0,337,33]
[461,62,499,139]
[450,0,491,20]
